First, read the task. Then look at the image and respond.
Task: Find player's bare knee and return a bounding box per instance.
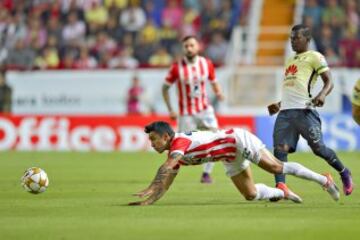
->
[275,144,290,153]
[243,191,257,201]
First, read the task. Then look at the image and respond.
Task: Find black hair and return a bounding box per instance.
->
[144,121,175,138]
[291,24,311,41]
[182,35,198,42]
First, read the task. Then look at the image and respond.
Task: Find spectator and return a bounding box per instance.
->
[62,11,86,46]
[105,16,123,42]
[35,47,60,69]
[109,47,139,69]
[58,50,76,69]
[139,19,158,45]
[0,70,12,113]
[143,0,162,27]
[161,0,183,30]
[315,24,337,54]
[206,32,228,65]
[127,75,143,114]
[104,0,128,10]
[74,46,97,69]
[324,47,341,67]
[6,39,36,70]
[47,17,63,46]
[344,0,359,34]
[85,1,109,27]
[339,28,360,68]
[91,31,117,57]
[2,12,27,49]
[158,19,178,52]
[119,2,146,37]
[134,35,156,65]
[181,6,200,38]
[24,18,47,49]
[149,47,172,67]
[303,0,323,27]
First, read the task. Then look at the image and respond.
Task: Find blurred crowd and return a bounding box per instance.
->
[303,0,360,67]
[0,0,249,70]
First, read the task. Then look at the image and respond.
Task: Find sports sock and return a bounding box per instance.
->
[312,146,345,172]
[282,162,327,186]
[254,183,284,200]
[274,149,288,183]
[203,162,215,174]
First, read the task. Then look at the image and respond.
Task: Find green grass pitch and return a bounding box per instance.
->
[0,151,359,240]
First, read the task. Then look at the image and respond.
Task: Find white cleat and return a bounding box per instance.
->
[277,182,303,203]
[286,189,303,203]
[323,173,340,201]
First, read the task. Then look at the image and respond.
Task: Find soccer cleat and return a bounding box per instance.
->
[269,182,285,202]
[276,182,303,203]
[340,168,353,196]
[323,173,340,201]
[200,173,212,184]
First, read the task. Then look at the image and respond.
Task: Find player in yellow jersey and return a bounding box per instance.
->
[351,79,360,125]
[267,24,353,196]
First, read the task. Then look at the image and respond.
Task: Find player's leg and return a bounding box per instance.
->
[198,106,218,183]
[230,167,289,201]
[273,110,299,185]
[257,148,340,201]
[299,109,353,195]
[224,160,290,202]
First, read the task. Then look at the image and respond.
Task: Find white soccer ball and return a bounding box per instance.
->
[21,167,49,194]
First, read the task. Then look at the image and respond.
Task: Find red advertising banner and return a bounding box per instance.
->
[0,115,254,151]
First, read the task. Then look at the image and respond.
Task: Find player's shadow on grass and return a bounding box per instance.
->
[113,201,304,207]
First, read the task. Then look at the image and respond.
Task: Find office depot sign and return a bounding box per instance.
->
[0,115,255,151]
[0,115,167,151]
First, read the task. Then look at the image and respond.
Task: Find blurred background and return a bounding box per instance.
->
[0,0,359,152]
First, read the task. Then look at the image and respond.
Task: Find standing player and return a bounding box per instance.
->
[162,35,224,184]
[128,121,340,206]
[267,24,353,195]
[351,79,360,125]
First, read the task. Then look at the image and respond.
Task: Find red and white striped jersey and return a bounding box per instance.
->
[169,129,237,166]
[165,56,217,116]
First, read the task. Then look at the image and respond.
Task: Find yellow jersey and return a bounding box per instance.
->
[351,79,360,106]
[281,50,329,109]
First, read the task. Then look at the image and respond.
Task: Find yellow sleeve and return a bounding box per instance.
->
[311,51,329,74]
[352,79,360,106]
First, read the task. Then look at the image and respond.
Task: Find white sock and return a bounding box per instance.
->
[203,162,215,174]
[283,162,327,186]
[255,183,284,200]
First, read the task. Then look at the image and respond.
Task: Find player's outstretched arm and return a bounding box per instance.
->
[129,153,182,206]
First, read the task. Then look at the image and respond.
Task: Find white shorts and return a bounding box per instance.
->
[223,128,266,177]
[178,106,218,132]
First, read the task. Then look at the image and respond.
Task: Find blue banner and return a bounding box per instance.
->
[255,113,360,151]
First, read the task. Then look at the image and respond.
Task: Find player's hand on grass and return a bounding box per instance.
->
[132,188,154,198]
[312,93,326,107]
[169,111,177,120]
[128,201,150,206]
[267,102,281,115]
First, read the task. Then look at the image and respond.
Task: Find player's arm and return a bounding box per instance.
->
[267,101,281,115]
[312,71,334,107]
[211,82,224,101]
[162,84,177,120]
[129,152,182,206]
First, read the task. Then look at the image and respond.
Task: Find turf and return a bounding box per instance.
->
[0,151,359,240]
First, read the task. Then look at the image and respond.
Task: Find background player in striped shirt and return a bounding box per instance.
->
[129,121,340,206]
[351,79,360,125]
[162,36,224,184]
[267,24,353,196]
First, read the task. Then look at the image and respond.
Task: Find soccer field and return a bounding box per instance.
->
[0,151,359,240]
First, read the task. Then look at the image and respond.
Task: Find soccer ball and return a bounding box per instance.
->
[21,167,49,194]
